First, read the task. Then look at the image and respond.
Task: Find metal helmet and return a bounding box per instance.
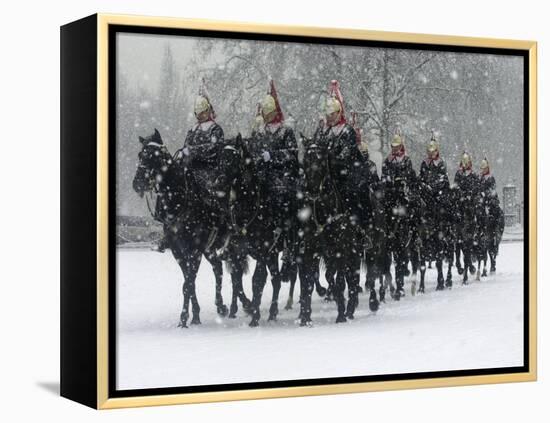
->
[391,133,404,148]
[325,96,342,115]
[427,131,439,153]
[480,158,489,170]
[194,95,211,116]
[261,94,277,117]
[460,152,472,169]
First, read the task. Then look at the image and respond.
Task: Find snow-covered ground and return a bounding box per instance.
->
[115,242,524,391]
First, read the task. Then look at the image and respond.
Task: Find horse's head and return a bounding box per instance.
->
[301,133,329,195]
[132,128,172,197]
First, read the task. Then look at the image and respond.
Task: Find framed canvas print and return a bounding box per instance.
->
[60,14,537,409]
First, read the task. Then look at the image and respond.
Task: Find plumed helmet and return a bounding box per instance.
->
[261,94,277,117]
[194,95,211,115]
[325,96,342,115]
[194,77,216,120]
[427,131,439,153]
[480,158,489,170]
[391,133,404,148]
[460,152,472,168]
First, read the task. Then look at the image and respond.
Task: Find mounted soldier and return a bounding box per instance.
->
[381,132,417,300]
[176,78,230,247]
[249,79,299,278]
[314,80,364,225]
[477,158,505,275]
[417,132,452,290]
[453,151,480,284]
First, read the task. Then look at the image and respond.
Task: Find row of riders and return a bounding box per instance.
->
[132,79,505,328]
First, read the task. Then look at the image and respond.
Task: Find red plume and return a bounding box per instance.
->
[268,78,284,124]
[351,111,361,145]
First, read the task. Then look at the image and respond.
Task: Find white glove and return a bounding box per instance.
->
[182,147,190,156]
[262,150,271,162]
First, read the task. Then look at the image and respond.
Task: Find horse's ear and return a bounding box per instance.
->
[139,136,146,144]
[153,128,163,144]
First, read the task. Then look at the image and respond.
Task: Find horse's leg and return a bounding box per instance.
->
[249,261,268,327]
[334,269,347,323]
[229,256,253,317]
[489,239,497,273]
[188,253,202,325]
[325,264,336,302]
[445,239,454,288]
[462,242,471,285]
[173,247,192,328]
[229,285,239,318]
[313,257,327,297]
[206,254,228,317]
[266,253,282,321]
[285,267,297,310]
[345,257,361,319]
[418,250,426,294]
[410,246,419,296]
[455,241,464,275]
[366,252,380,311]
[393,248,406,301]
[298,253,314,326]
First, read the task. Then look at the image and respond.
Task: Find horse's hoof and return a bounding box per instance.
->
[335,315,347,323]
[369,299,380,312]
[357,285,364,294]
[436,284,445,291]
[457,267,464,275]
[268,314,277,322]
[469,265,477,275]
[482,270,488,277]
[300,318,313,327]
[249,319,259,327]
[191,316,201,325]
[284,302,293,311]
[178,321,188,328]
[217,304,229,317]
[316,286,327,297]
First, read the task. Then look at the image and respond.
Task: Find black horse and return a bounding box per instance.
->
[215,134,292,327]
[475,195,505,278]
[298,137,363,323]
[132,129,251,328]
[409,183,455,293]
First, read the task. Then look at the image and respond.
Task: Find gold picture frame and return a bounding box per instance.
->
[60,13,537,409]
